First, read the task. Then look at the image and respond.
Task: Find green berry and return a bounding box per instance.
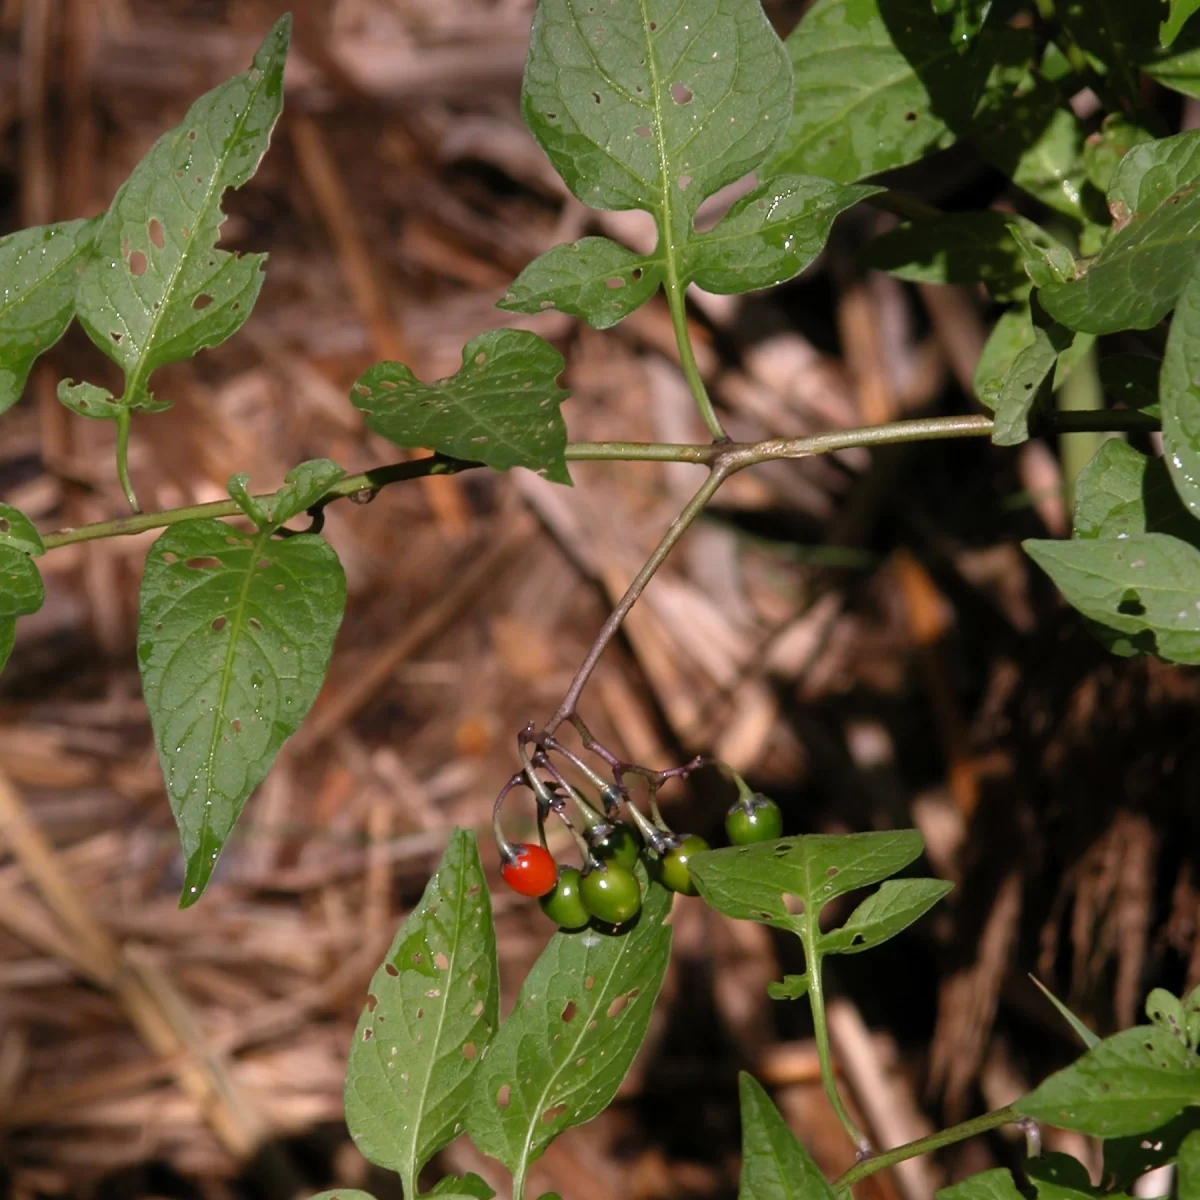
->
[579,861,642,925]
[590,821,641,869]
[725,795,783,845]
[539,867,591,930]
[659,834,710,896]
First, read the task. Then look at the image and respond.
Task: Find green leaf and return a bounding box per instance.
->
[227,459,345,533]
[0,217,98,415]
[465,878,673,1181]
[766,974,811,1002]
[1160,266,1200,517]
[137,517,345,905]
[305,1192,379,1200]
[1023,532,1200,664]
[1071,441,1196,543]
[989,320,1075,447]
[820,878,953,955]
[769,0,962,183]
[1098,353,1161,413]
[499,238,661,330]
[863,213,1056,302]
[1083,116,1156,195]
[1026,1152,1120,1200]
[936,1169,1025,1200]
[1103,1110,1200,1191]
[974,306,1037,412]
[686,175,880,294]
[1039,131,1200,334]
[0,504,46,677]
[1015,1022,1200,1136]
[686,830,927,936]
[1178,1129,1200,1197]
[737,1072,836,1200]
[63,16,289,418]
[351,331,572,484]
[1055,1,1147,108]
[426,1174,496,1199]
[1009,225,1075,291]
[345,830,499,1198]
[1029,977,1101,1049]
[1164,0,1200,47]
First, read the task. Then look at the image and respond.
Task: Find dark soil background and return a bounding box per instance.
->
[0,1,1197,1197]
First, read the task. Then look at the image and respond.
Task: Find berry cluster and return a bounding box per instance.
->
[493,723,783,931]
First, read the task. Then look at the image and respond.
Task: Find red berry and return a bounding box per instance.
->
[501,843,558,897]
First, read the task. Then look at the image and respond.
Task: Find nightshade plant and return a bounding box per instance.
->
[4,1,1200,1197]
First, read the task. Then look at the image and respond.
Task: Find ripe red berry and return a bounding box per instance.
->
[501,843,558,897]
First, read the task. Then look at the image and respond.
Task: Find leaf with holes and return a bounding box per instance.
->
[227,459,346,533]
[1103,1110,1200,1191]
[686,831,929,937]
[351,330,571,483]
[0,217,98,415]
[768,0,962,183]
[61,16,289,422]
[937,1170,1024,1200]
[819,878,953,955]
[1038,131,1200,335]
[737,1073,836,1200]
[1160,267,1200,518]
[0,504,45,677]
[499,238,662,330]
[345,829,498,1199]
[465,877,672,1185]
[1016,1021,1200,1136]
[863,212,1058,302]
[518,0,800,326]
[1072,441,1198,543]
[1023,533,1200,664]
[138,517,345,906]
[1025,1152,1117,1200]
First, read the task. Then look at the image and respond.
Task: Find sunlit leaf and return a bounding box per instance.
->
[974,306,1037,411]
[936,1169,1024,1200]
[988,320,1075,447]
[138,517,345,905]
[820,878,952,955]
[465,877,673,1182]
[345,829,498,1198]
[1160,266,1200,517]
[351,330,572,484]
[737,1073,836,1200]
[426,1174,496,1199]
[62,16,289,418]
[0,217,97,415]
[227,459,346,533]
[1071,440,1196,543]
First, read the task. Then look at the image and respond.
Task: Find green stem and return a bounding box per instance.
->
[834,1105,1020,1189]
[114,407,138,512]
[664,276,726,442]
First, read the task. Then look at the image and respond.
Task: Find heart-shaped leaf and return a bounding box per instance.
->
[345,829,499,1198]
[736,1072,836,1200]
[138,516,345,905]
[465,877,673,1183]
[61,16,289,459]
[351,330,571,483]
[0,217,98,415]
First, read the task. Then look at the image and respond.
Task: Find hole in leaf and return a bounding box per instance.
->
[149,219,165,249]
[211,616,227,631]
[416,1008,424,1019]
[904,111,917,122]
[542,1104,567,1124]
[366,994,378,1012]
[163,552,178,564]
[362,1027,373,1041]
[607,989,639,1017]
[586,975,594,990]
[592,91,602,104]
[773,844,790,857]
[475,352,486,366]
[463,1042,477,1059]
[187,129,196,141]
[670,82,693,104]
[546,111,557,119]
[184,557,221,570]
[434,952,449,970]
[851,933,865,946]
[562,1001,577,1022]
[826,866,839,877]
[635,125,652,137]
[632,268,643,281]
[384,962,399,976]
[193,293,213,310]
[497,1084,511,1108]
[678,174,692,191]
[110,331,123,343]
[649,20,657,28]
[605,277,625,289]
[1119,590,1145,615]
[231,719,242,733]
[248,618,262,631]
[472,1001,484,1015]
[129,250,147,276]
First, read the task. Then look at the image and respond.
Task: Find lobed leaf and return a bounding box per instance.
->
[1071,440,1197,543]
[1160,265,1200,516]
[138,518,345,905]
[1023,533,1200,664]
[820,878,952,956]
[686,175,880,294]
[936,1169,1024,1200]
[63,16,289,419]
[351,330,572,484]
[0,217,98,415]
[227,459,346,533]
[1016,1022,1200,1137]
[686,831,926,936]
[736,1073,836,1200]
[465,878,673,1180]
[345,829,499,1197]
